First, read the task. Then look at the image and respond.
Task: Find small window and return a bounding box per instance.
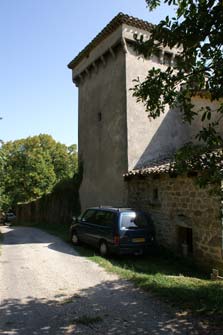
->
[98,112,102,121]
[163,52,172,66]
[177,226,193,255]
[153,188,159,201]
[173,55,182,68]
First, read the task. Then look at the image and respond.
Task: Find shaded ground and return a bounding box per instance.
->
[0,226,221,334]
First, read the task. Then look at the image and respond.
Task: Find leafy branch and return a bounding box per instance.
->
[133,0,223,191]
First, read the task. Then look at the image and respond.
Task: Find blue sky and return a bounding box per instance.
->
[0,0,174,146]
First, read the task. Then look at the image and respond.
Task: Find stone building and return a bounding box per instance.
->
[125,163,222,270]
[68,13,188,210]
[68,13,223,269]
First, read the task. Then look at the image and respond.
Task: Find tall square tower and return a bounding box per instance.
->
[68,13,189,210]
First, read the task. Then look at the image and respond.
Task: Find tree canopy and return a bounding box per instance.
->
[133,0,223,188]
[0,134,78,209]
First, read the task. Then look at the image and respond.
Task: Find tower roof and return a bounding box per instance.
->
[68,13,153,70]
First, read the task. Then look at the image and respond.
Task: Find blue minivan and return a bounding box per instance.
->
[70,207,155,256]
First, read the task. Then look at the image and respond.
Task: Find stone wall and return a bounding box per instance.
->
[127,174,223,270]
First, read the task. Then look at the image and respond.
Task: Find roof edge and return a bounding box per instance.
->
[124,159,173,178]
[67,12,153,70]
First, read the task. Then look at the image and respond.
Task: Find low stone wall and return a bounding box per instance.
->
[127,174,223,270]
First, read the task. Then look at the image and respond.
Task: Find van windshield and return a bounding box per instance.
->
[120,212,147,230]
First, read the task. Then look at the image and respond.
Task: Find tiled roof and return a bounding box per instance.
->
[68,12,153,69]
[124,149,223,178]
[124,159,174,177]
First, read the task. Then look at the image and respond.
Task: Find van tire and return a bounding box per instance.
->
[71,231,79,245]
[99,241,109,257]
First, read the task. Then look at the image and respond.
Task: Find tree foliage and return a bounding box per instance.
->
[133,0,223,189]
[0,134,78,209]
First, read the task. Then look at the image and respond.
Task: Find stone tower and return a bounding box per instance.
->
[68,13,189,210]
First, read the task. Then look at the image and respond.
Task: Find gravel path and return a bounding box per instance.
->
[0,226,214,334]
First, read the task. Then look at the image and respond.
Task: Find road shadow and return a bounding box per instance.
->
[0,226,77,256]
[1,227,222,334]
[1,279,221,335]
[0,226,207,278]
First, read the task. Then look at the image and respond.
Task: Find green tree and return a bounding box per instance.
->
[0,141,9,210]
[133,0,223,187]
[0,134,78,207]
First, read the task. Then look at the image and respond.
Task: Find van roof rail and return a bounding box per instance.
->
[98,205,113,208]
[98,206,133,212]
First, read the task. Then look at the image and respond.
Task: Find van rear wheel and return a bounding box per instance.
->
[99,241,109,257]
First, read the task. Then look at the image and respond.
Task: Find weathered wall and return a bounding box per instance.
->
[190,95,223,143]
[124,26,223,170]
[125,30,190,170]
[127,174,223,270]
[77,43,128,210]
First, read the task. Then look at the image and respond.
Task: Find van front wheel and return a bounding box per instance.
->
[71,231,79,245]
[99,241,109,257]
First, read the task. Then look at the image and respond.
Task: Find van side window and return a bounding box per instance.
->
[103,212,117,226]
[94,211,116,226]
[82,209,96,223]
[94,211,106,225]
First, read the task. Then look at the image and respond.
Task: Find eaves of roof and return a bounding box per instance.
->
[67,12,154,70]
[124,159,174,178]
[124,149,223,179]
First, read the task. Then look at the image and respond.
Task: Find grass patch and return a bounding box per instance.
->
[74,245,223,317]
[17,222,223,318]
[59,294,82,305]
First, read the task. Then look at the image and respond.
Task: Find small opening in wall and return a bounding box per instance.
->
[155,49,162,62]
[153,188,159,201]
[177,226,193,256]
[98,112,102,121]
[173,55,182,68]
[163,52,172,66]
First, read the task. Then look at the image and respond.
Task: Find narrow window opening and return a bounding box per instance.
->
[98,112,102,121]
[173,55,181,68]
[177,226,193,256]
[163,52,172,66]
[153,188,159,201]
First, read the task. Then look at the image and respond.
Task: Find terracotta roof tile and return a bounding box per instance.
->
[124,149,223,178]
[124,158,174,177]
[68,12,153,69]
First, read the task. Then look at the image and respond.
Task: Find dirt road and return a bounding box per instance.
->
[0,226,210,334]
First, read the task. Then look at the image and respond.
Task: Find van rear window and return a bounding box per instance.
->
[120,212,147,230]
